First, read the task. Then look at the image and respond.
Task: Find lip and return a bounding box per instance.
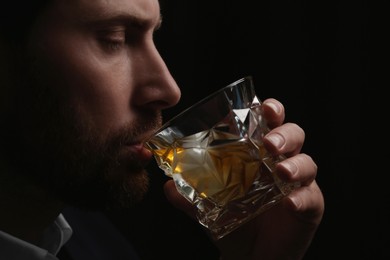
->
[124,142,153,164]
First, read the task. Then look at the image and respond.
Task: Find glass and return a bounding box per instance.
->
[144,76,299,240]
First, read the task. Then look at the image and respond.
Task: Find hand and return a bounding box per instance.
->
[164,98,324,260]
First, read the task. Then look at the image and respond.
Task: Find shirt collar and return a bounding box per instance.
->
[0,213,73,260]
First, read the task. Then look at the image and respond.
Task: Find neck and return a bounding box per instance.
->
[0,169,64,246]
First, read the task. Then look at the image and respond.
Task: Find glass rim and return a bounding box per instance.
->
[148,75,254,138]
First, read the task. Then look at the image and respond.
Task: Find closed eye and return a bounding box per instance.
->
[97,29,126,52]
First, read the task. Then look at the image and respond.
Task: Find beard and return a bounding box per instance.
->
[2,50,162,211]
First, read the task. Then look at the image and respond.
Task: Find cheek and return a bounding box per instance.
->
[39,42,133,134]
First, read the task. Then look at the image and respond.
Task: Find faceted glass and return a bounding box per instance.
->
[144,76,299,240]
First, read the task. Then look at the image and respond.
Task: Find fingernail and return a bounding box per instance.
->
[265,101,281,114]
[279,160,298,177]
[266,133,285,149]
[289,196,302,210]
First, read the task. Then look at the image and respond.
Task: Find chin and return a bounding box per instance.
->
[61,168,151,211]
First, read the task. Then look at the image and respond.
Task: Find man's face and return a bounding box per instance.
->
[4,0,181,210]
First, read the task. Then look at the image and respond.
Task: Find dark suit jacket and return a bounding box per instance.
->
[57,207,140,260]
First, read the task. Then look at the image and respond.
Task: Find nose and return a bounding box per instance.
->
[131,41,181,110]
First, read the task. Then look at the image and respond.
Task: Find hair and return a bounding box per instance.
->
[0,1,51,44]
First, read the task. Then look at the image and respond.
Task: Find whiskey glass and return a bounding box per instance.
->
[144,76,299,240]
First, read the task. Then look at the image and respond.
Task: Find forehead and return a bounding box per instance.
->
[47,0,161,25]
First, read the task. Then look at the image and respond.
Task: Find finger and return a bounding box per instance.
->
[163,180,197,219]
[284,181,324,224]
[261,98,285,129]
[263,122,305,156]
[276,153,318,186]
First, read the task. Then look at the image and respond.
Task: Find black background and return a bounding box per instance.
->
[105,1,389,259]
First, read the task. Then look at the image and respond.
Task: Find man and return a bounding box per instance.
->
[0,0,324,259]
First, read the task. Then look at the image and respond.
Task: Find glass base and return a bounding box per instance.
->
[173,160,300,240]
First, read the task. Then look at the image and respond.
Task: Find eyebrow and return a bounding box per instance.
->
[80,11,163,32]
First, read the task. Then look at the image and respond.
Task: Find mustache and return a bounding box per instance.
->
[110,110,163,149]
